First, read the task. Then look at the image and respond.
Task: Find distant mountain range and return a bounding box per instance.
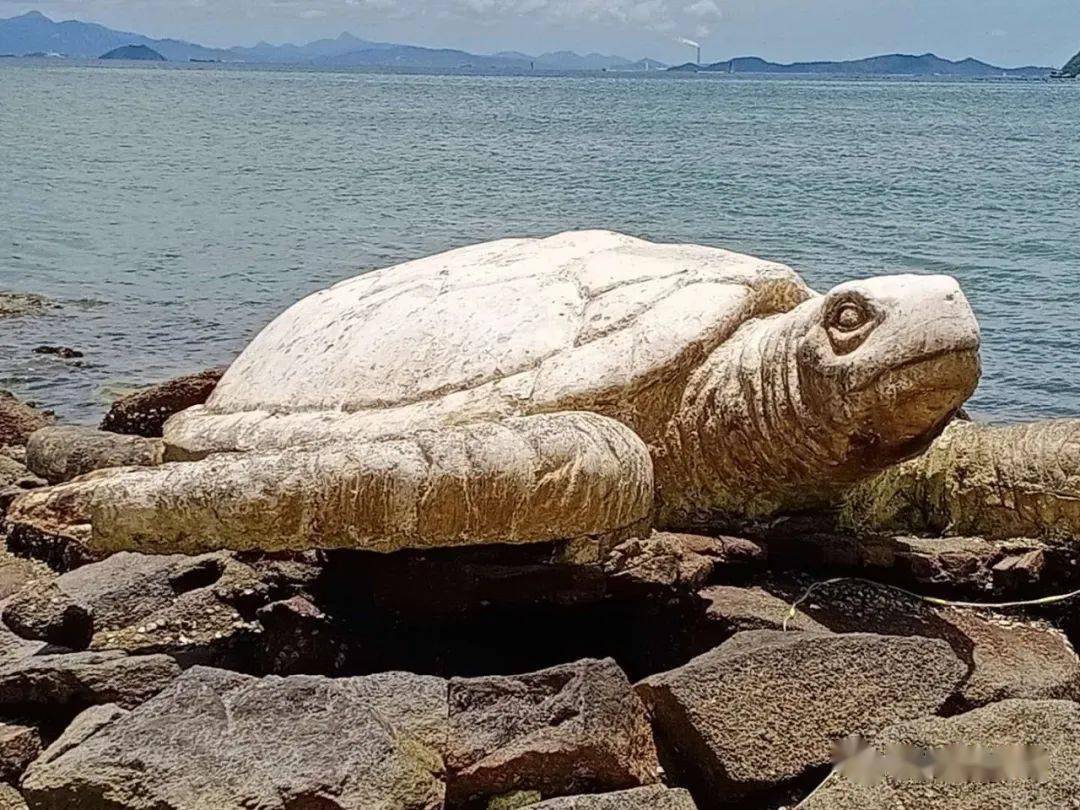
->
[0,11,654,70]
[0,10,1060,78]
[670,53,1051,78]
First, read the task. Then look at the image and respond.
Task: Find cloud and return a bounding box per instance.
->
[685,0,720,19]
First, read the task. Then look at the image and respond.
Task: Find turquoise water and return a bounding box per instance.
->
[1,62,1078,423]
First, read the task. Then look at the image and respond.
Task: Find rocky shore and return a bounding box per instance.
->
[2,376,1080,809]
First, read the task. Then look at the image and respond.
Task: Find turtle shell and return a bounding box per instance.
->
[170,231,812,453]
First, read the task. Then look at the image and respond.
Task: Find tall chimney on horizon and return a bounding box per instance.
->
[697,46,701,65]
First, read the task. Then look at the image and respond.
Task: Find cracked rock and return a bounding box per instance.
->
[636,630,965,801]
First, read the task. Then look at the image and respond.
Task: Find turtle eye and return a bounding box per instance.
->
[825,295,879,354]
[832,302,868,333]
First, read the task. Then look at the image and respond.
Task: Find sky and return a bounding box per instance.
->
[3,0,1078,66]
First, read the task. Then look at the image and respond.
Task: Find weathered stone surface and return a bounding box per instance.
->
[842,420,1080,541]
[0,784,26,810]
[77,553,279,667]
[3,519,98,574]
[101,368,224,439]
[0,456,44,515]
[1,581,93,649]
[0,624,45,671]
[0,650,179,712]
[696,584,830,633]
[447,658,660,803]
[530,786,698,809]
[90,588,259,668]
[25,426,164,485]
[763,531,1063,598]
[0,723,40,783]
[801,699,1080,809]
[31,704,127,767]
[1,550,313,670]
[603,533,765,592]
[0,393,52,450]
[21,666,449,810]
[10,413,655,555]
[637,631,965,799]
[769,578,1080,709]
[488,791,543,810]
[0,553,51,605]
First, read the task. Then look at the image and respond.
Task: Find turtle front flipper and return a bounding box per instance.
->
[840,419,1080,540]
[5,413,654,557]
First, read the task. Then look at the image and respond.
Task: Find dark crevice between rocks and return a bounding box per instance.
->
[167,556,224,595]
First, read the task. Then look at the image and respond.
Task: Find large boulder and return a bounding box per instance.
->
[637,631,965,800]
[693,578,1080,710]
[0,650,179,714]
[0,393,52,449]
[529,786,698,809]
[800,699,1080,809]
[446,658,660,804]
[764,577,1080,710]
[25,426,164,484]
[21,666,450,810]
[100,368,224,439]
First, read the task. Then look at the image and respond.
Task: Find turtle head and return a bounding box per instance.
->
[797,274,981,475]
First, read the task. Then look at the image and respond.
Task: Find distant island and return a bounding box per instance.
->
[669,53,1049,78]
[1052,49,1080,78]
[100,44,165,61]
[0,10,1058,77]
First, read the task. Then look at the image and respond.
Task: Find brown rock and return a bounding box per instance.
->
[603,533,765,592]
[31,704,127,768]
[800,699,1080,809]
[530,786,698,809]
[696,584,830,634]
[101,368,224,439]
[0,392,52,449]
[765,578,1080,710]
[636,631,965,800]
[764,532,1062,598]
[447,658,660,804]
[25,426,164,484]
[0,456,44,515]
[2,580,93,649]
[0,552,51,605]
[0,723,40,783]
[21,666,449,810]
[0,650,180,713]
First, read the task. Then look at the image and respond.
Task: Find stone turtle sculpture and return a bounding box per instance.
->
[10,230,981,555]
